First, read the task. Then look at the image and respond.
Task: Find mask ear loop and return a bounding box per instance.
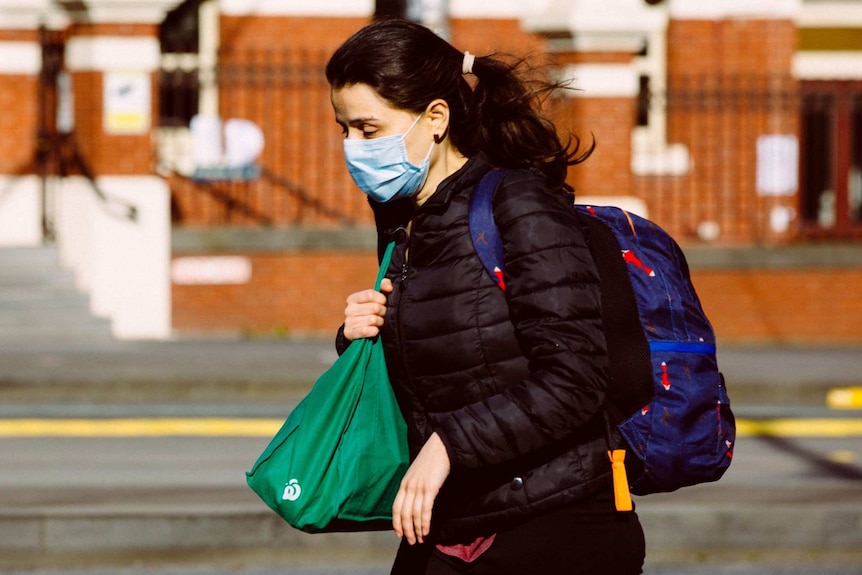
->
[403,113,436,164]
[403,114,424,137]
[402,112,436,167]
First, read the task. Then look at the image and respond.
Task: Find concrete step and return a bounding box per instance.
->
[0,249,69,281]
[0,288,91,306]
[0,438,858,571]
[0,246,61,266]
[0,341,858,406]
[0,309,110,325]
[0,246,113,345]
[0,272,79,289]
[0,342,858,571]
[2,499,858,559]
[0,331,114,347]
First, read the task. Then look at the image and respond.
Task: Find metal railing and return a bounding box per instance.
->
[158,48,371,228]
[157,49,862,242]
[37,27,138,243]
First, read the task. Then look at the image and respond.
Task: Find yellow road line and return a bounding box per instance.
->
[0,417,859,438]
[736,418,862,438]
[827,387,862,409]
[0,418,283,438]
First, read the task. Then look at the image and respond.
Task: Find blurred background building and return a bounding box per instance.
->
[0,0,860,345]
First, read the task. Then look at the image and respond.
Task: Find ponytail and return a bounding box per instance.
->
[468,54,593,191]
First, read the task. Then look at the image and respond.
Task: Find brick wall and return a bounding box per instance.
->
[639,18,799,245]
[0,29,38,175]
[693,268,862,345]
[560,97,636,198]
[450,18,545,55]
[169,16,370,227]
[219,16,366,51]
[69,70,157,176]
[0,74,38,174]
[667,19,796,75]
[172,249,378,337]
[175,15,806,244]
[550,51,638,197]
[165,13,861,344]
[170,16,552,228]
[171,246,862,345]
[65,23,159,176]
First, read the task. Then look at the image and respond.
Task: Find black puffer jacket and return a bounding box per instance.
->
[349,155,613,541]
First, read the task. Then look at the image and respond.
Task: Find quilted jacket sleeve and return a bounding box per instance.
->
[430,169,609,469]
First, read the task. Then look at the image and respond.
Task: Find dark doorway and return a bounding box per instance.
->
[800,81,862,237]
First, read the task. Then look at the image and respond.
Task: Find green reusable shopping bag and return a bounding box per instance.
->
[246,241,409,533]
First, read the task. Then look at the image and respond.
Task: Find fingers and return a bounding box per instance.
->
[392,433,450,545]
[343,288,388,341]
[416,487,434,542]
[392,489,405,540]
[346,288,388,308]
[343,314,384,340]
[393,478,436,545]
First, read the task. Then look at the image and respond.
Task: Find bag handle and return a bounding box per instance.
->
[375,241,396,291]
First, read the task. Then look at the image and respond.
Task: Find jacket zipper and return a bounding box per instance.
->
[395,231,428,440]
[397,236,411,380]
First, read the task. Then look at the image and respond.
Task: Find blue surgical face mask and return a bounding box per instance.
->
[343,115,434,203]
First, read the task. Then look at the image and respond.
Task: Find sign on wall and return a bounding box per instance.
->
[103,71,151,135]
[172,256,253,285]
[756,135,799,197]
[189,115,265,181]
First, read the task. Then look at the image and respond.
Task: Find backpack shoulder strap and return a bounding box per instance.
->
[468,168,511,290]
[574,207,654,420]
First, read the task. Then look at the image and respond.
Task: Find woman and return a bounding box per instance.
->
[327,19,645,575]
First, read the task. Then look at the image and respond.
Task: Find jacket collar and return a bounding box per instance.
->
[419,154,493,213]
[372,154,494,239]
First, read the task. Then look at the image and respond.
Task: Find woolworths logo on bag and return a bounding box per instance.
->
[282,478,302,501]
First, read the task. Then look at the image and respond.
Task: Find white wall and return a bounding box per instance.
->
[217,0,559,19]
[55,177,96,292]
[794,0,862,81]
[58,22,171,340]
[668,0,801,19]
[0,176,42,247]
[56,176,171,340]
[219,0,372,16]
[0,38,42,247]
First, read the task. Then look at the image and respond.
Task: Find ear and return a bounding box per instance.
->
[424,98,450,142]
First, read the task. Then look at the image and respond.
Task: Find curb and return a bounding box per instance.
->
[1,343,860,407]
[1,504,859,561]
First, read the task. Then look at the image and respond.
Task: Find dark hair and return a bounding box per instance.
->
[325,19,592,192]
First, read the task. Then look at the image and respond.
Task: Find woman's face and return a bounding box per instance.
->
[331,83,433,167]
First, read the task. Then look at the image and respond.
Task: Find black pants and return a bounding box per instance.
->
[391,498,645,575]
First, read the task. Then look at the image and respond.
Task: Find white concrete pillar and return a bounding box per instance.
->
[0,37,42,246]
[56,4,179,339]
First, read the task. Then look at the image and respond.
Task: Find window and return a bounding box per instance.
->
[159,0,201,128]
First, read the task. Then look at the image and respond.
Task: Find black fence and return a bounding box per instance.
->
[157,52,862,241]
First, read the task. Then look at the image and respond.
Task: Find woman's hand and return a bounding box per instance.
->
[392,432,451,545]
[343,278,393,341]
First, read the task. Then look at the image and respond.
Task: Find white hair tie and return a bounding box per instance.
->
[462,51,475,75]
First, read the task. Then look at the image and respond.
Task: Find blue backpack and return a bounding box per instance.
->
[469,169,736,498]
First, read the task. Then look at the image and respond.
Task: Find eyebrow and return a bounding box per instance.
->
[337,115,380,127]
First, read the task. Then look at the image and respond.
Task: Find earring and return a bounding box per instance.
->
[433,133,443,144]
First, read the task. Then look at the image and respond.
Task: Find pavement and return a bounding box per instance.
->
[0,339,861,572]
